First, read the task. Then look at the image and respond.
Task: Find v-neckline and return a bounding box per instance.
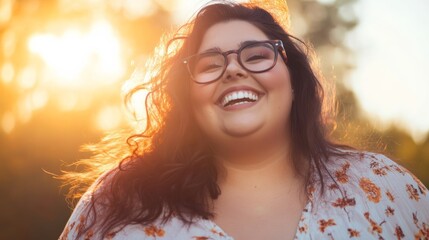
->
[200,199,313,239]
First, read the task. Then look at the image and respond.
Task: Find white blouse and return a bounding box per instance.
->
[60,151,429,239]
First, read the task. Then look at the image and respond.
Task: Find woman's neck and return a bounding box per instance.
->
[214,139,301,192]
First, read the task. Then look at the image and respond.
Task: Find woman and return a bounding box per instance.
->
[60,1,429,239]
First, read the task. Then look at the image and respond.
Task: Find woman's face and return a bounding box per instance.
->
[189,20,293,147]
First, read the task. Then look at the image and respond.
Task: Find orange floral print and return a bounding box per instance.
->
[307,184,316,201]
[144,225,165,237]
[410,174,428,195]
[299,224,308,233]
[328,183,339,190]
[414,223,429,239]
[386,191,395,202]
[84,229,94,240]
[372,166,388,176]
[348,228,360,237]
[335,162,350,183]
[392,165,405,174]
[394,225,404,240]
[385,206,395,217]
[359,178,381,203]
[406,184,420,201]
[59,152,429,240]
[105,231,117,240]
[76,215,87,236]
[413,212,419,225]
[364,212,383,235]
[412,211,429,239]
[59,226,69,240]
[210,228,225,237]
[193,237,210,240]
[318,219,336,233]
[369,160,379,169]
[332,196,356,208]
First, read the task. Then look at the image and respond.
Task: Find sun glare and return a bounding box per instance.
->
[95,105,124,131]
[1,112,15,134]
[0,19,131,134]
[28,20,125,88]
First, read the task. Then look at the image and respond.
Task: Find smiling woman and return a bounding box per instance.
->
[59,1,429,240]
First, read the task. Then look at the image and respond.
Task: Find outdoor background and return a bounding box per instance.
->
[0,0,428,239]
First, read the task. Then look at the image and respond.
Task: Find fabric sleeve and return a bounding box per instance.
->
[59,191,99,240]
[58,170,115,240]
[375,154,429,235]
[352,153,429,239]
[313,151,429,239]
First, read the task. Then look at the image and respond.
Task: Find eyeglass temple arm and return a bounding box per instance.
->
[276,41,287,63]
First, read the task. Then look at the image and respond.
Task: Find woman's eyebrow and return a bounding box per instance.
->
[199,40,262,53]
[239,40,260,47]
[200,46,222,53]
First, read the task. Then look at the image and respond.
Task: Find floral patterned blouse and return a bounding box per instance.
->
[60,151,429,239]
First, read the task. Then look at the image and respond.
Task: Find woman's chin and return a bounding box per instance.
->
[221,122,263,138]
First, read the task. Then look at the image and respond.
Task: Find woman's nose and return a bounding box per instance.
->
[222,54,248,81]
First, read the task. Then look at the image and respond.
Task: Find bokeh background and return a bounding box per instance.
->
[1,0,428,239]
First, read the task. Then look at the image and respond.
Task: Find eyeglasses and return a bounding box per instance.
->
[183,40,287,84]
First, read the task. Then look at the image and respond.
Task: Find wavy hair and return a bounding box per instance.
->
[61,1,352,238]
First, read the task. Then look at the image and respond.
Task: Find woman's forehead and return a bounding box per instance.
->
[197,20,269,54]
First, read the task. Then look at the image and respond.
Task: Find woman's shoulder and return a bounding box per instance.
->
[329,150,427,196]
[60,193,228,240]
[302,149,429,238]
[326,149,428,201]
[59,167,229,240]
[59,168,116,240]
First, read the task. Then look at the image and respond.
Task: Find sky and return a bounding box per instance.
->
[175,0,429,142]
[346,0,429,142]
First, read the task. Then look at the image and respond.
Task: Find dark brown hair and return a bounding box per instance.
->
[62,1,351,238]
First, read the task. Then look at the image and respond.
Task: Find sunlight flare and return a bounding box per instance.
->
[28,20,125,87]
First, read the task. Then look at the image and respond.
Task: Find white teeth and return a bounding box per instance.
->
[238,92,244,99]
[221,90,259,107]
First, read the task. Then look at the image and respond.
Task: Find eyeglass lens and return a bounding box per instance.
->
[189,42,276,83]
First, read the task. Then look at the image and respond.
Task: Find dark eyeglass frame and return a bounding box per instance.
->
[183,40,287,84]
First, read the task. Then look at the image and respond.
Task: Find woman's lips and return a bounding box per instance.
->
[222,98,261,111]
[217,86,263,107]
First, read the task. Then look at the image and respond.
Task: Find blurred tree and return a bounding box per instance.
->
[286,0,429,187]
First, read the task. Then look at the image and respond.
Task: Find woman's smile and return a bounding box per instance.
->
[217,86,263,110]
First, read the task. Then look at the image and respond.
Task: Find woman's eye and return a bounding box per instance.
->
[192,53,224,74]
[196,63,222,73]
[246,54,267,61]
[203,64,221,72]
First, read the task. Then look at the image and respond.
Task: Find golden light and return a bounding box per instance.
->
[1,62,14,84]
[17,66,37,89]
[2,29,16,58]
[17,96,32,124]
[0,0,13,26]
[95,105,124,131]
[121,69,149,133]
[57,93,79,111]
[27,20,125,88]
[126,89,148,132]
[29,89,49,110]
[1,112,15,134]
